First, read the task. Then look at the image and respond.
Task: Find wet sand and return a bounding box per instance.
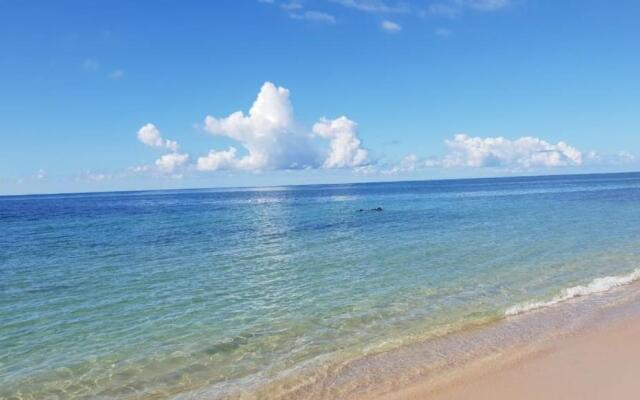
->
[379,311,640,400]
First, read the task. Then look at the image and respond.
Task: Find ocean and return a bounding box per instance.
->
[3,172,640,399]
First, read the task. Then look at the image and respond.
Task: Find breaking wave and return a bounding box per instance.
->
[505,268,640,316]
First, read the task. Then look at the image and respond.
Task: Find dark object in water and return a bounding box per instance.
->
[358,207,384,212]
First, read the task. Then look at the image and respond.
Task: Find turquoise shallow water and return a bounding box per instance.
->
[2,173,640,399]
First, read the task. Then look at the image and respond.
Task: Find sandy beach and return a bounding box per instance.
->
[379,308,640,400]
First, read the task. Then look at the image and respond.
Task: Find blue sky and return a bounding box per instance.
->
[1,0,639,194]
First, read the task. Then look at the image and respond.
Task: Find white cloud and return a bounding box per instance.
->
[399,153,420,170]
[381,20,402,32]
[462,0,509,11]
[84,172,113,182]
[200,82,368,172]
[617,151,636,163]
[387,135,635,175]
[197,147,241,171]
[331,0,408,13]
[136,123,189,174]
[435,28,452,36]
[137,123,179,151]
[155,152,189,173]
[281,1,303,10]
[382,154,419,175]
[290,11,337,23]
[586,150,636,166]
[263,0,335,24]
[313,117,369,168]
[428,0,509,16]
[439,134,583,169]
[128,165,150,173]
[383,135,585,174]
[202,82,312,171]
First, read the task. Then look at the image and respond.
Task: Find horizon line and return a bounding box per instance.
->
[2,170,639,199]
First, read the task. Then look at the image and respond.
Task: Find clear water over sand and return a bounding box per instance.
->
[3,173,640,399]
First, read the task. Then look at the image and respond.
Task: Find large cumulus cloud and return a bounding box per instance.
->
[197,82,369,171]
[312,117,368,168]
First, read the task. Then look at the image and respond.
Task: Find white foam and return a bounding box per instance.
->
[505,268,640,316]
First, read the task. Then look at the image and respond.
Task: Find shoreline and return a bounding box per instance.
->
[371,280,640,400]
[7,274,640,400]
[193,275,640,400]
[380,300,640,400]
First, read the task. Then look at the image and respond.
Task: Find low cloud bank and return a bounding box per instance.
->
[384,134,634,175]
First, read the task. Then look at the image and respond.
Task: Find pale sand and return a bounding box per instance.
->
[378,315,640,400]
